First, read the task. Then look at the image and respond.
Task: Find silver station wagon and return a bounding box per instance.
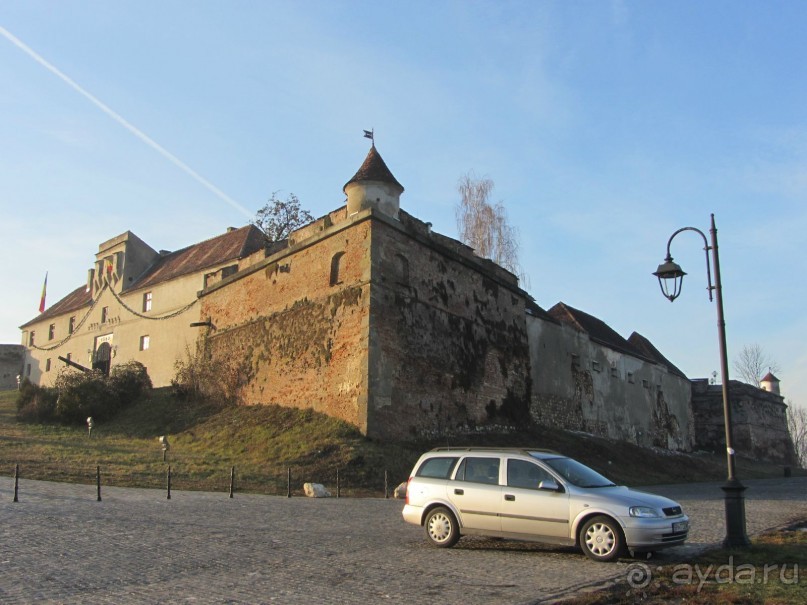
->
[402,447,689,562]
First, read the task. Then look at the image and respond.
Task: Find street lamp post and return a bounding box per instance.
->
[653,213,750,548]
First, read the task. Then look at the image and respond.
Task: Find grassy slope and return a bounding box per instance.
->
[0,388,800,496]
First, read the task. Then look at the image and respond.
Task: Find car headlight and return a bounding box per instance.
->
[629,506,661,518]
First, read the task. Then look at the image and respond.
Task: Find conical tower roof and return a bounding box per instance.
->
[343,146,404,193]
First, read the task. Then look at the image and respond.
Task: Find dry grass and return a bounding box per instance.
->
[0,388,801,497]
[563,521,807,604]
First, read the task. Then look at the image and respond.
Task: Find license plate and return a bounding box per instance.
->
[673,521,688,533]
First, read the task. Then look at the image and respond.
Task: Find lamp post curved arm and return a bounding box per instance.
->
[655,225,713,302]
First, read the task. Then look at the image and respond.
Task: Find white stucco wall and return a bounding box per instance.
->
[526,314,693,451]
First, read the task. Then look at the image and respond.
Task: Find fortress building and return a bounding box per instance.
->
[18,145,795,462]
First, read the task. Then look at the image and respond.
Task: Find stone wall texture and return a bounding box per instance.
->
[367,214,531,439]
[526,315,694,451]
[199,208,532,440]
[200,210,372,432]
[0,345,24,390]
[691,379,796,465]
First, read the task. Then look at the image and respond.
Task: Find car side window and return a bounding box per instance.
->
[507,459,553,489]
[416,457,459,479]
[455,457,500,485]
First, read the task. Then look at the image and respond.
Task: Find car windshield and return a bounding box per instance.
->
[538,456,616,488]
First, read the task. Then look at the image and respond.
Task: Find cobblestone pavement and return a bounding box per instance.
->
[1,477,805,604]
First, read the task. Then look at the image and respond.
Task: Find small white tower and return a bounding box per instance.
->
[759,372,781,395]
[343,145,404,219]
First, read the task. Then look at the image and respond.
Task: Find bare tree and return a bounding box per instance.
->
[455,172,522,279]
[253,192,314,242]
[732,343,780,387]
[787,401,807,468]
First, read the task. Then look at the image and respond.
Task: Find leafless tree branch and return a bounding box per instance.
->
[787,401,807,468]
[732,343,780,386]
[455,172,524,282]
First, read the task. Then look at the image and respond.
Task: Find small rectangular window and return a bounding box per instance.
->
[592,361,601,372]
[143,292,153,312]
[29,331,35,346]
[45,358,51,372]
[627,372,635,384]
[48,324,55,340]
[416,457,458,479]
[642,379,650,389]
[610,367,618,378]
[139,335,150,351]
[68,316,76,334]
[26,363,31,377]
[101,307,108,323]
[458,457,500,485]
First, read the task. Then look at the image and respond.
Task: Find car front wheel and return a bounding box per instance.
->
[424,507,460,548]
[580,515,625,562]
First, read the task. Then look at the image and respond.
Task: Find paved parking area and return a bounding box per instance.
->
[1,477,805,604]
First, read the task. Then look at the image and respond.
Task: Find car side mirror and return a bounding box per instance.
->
[538,479,562,492]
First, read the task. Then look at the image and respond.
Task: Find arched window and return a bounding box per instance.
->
[395,254,410,286]
[330,252,345,286]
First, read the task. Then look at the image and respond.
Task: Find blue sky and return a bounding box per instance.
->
[1,1,805,407]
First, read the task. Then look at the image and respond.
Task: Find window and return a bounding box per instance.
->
[395,254,410,286]
[507,459,553,490]
[592,361,601,372]
[143,292,153,312]
[627,372,635,384]
[642,379,650,389]
[610,367,618,378]
[329,252,345,286]
[68,316,76,334]
[221,265,238,279]
[48,324,55,340]
[101,307,109,323]
[29,331,35,346]
[455,457,500,485]
[415,457,458,479]
[45,358,51,372]
[139,335,150,351]
[26,363,31,377]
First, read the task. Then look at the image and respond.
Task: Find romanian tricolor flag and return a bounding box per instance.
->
[39,272,47,313]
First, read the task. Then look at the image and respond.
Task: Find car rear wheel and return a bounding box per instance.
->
[580,515,625,562]
[424,507,460,548]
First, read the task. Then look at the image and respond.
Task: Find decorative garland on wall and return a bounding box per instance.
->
[30,281,198,351]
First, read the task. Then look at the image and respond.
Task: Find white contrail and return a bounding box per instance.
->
[0,25,253,220]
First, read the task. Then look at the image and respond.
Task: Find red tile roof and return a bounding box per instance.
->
[20,285,92,329]
[628,332,688,379]
[548,302,651,361]
[343,146,404,192]
[20,225,266,328]
[129,225,265,290]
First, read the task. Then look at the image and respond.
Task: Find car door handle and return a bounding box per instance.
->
[504,494,515,501]
[454,488,464,495]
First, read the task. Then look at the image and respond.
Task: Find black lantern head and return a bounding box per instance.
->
[653,256,686,302]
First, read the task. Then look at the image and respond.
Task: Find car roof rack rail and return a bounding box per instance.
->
[428,446,560,455]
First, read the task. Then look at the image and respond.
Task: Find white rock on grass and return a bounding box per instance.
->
[304,482,331,498]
